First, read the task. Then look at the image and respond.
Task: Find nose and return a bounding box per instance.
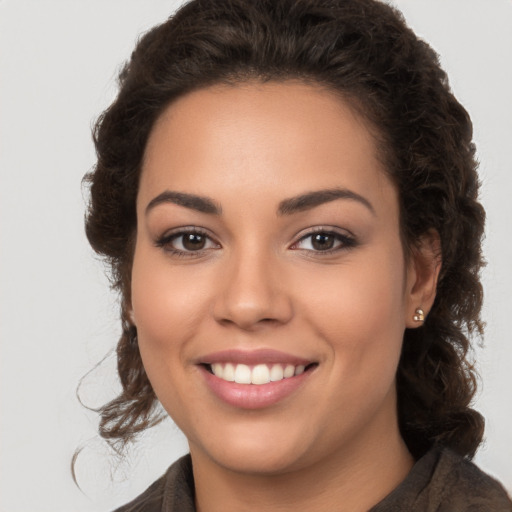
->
[213,248,294,331]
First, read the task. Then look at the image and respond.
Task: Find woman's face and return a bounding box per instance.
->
[131,82,424,475]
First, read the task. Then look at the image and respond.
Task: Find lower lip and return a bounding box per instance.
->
[199,366,313,410]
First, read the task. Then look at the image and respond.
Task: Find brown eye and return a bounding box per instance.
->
[292,229,356,253]
[311,233,335,251]
[156,229,219,255]
[181,233,206,251]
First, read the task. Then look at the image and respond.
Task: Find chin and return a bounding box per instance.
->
[204,446,307,476]
[189,420,316,476]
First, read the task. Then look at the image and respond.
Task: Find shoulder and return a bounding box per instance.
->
[372,447,512,512]
[112,454,195,512]
[112,476,165,512]
[432,448,512,511]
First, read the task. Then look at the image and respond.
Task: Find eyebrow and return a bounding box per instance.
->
[278,188,375,216]
[145,191,222,215]
[145,187,375,217]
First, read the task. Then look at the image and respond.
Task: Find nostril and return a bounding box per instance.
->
[217,315,283,331]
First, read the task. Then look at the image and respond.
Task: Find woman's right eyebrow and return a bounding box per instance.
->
[145,190,222,215]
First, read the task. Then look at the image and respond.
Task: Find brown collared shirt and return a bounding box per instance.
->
[113,448,512,512]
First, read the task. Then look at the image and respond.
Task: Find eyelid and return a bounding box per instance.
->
[290,226,357,252]
[291,225,355,243]
[154,225,356,256]
[155,226,221,255]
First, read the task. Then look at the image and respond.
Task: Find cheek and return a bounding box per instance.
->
[130,246,210,353]
[299,249,407,367]
[130,246,214,416]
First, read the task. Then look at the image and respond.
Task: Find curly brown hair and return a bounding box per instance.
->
[84,0,485,460]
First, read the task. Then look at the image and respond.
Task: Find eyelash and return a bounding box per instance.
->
[291,227,357,255]
[155,227,219,258]
[155,227,357,257]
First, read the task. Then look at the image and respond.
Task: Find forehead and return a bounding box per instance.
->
[139,81,396,215]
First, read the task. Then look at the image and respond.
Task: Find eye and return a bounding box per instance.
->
[292,229,356,253]
[156,228,219,255]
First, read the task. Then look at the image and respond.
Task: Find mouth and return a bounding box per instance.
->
[196,349,318,409]
[202,362,318,385]
[195,348,319,410]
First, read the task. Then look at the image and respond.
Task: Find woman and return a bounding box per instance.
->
[84,0,512,510]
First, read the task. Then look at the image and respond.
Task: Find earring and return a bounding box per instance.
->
[413,308,425,322]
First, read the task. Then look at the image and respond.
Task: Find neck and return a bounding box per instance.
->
[191,412,414,512]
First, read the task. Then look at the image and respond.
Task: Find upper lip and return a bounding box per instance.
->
[197,348,315,366]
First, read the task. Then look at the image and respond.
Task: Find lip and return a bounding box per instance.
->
[197,348,313,366]
[197,349,317,410]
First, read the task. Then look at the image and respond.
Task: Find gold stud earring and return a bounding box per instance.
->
[413,308,425,322]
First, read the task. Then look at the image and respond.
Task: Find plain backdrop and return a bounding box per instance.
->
[1,1,511,511]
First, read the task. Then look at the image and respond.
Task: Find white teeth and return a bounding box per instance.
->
[283,364,295,378]
[251,364,270,385]
[234,364,252,384]
[223,363,235,382]
[210,362,310,385]
[270,364,284,381]
[211,363,223,378]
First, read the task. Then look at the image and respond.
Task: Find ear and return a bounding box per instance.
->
[404,229,442,328]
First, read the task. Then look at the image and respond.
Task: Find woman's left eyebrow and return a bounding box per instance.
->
[145,190,222,215]
[277,188,376,216]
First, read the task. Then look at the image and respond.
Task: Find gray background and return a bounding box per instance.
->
[1,1,511,510]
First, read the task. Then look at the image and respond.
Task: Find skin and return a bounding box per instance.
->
[130,81,440,511]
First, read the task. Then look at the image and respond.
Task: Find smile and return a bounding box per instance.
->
[198,349,318,409]
[209,362,309,385]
